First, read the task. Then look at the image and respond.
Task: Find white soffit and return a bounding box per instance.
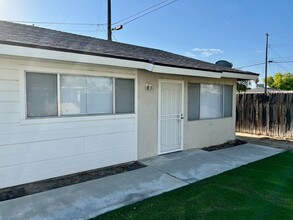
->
[222,71,258,80]
[150,64,220,78]
[0,44,255,80]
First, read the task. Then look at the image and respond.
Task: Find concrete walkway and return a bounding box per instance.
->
[0,144,284,220]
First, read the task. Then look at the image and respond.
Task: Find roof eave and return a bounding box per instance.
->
[222,71,259,80]
[0,42,258,80]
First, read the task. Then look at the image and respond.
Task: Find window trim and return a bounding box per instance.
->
[22,70,136,122]
[188,83,233,121]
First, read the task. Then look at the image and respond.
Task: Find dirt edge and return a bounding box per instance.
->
[0,161,145,202]
[202,139,247,151]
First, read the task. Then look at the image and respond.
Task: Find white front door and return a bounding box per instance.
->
[158,80,184,154]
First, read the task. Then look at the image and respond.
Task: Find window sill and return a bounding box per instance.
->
[20,113,136,125]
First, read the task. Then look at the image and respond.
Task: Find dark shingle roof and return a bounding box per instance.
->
[0,21,258,76]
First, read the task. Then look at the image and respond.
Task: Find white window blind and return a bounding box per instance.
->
[60,75,113,115]
[86,76,113,114]
[26,72,58,117]
[60,75,86,115]
[200,84,223,119]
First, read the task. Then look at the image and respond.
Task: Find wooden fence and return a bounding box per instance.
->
[236,93,293,138]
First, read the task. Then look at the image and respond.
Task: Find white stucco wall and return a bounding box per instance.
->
[137,70,236,159]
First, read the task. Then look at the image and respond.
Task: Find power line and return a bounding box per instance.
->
[274,60,293,63]
[112,33,118,41]
[48,0,71,22]
[274,62,291,72]
[237,60,293,69]
[122,0,178,26]
[62,0,86,22]
[112,0,170,26]
[237,62,265,69]
[96,0,104,29]
[270,56,293,61]
[4,0,178,31]
[270,47,284,59]
[270,60,274,79]
[261,58,265,80]
[270,46,293,68]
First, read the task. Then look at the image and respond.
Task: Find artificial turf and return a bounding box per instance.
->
[94,151,293,220]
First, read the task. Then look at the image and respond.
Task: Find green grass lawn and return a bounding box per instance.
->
[94,151,293,220]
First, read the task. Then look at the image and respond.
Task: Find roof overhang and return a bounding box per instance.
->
[0,43,258,80]
[221,71,258,80]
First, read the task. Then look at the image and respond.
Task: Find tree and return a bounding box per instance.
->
[282,73,293,90]
[267,76,274,87]
[264,72,293,90]
[237,80,251,92]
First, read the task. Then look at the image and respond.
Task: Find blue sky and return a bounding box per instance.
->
[0,0,292,82]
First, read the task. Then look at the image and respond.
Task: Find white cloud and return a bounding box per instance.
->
[184,51,197,58]
[185,48,224,58]
[192,48,224,57]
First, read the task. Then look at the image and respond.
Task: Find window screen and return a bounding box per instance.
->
[60,75,86,115]
[188,83,200,120]
[60,75,113,115]
[115,78,134,113]
[86,76,113,114]
[224,85,233,117]
[26,72,58,117]
[200,84,223,119]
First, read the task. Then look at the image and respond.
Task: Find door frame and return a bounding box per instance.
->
[158,79,184,155]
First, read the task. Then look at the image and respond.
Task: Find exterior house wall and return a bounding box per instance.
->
[137,70,236,159]
[0,56,137,188]
[0,54,237,188]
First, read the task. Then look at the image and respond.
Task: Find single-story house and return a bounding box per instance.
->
[0,21,258,188]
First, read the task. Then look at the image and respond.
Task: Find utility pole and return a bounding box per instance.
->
[107,0,112,41]
[264,33,269,94]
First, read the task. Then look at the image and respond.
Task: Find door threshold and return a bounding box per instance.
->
[159,148,183,155]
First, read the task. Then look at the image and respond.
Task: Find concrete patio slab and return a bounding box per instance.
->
[0,167,187,220]
[142,144,284,183]
[214,143,284,163]
[142,149,247,183]
[141,149,207,167]
[0,144,285,220]
[245,144,285,153]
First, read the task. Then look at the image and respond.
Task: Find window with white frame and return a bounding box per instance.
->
[188,83,233,120]
[26,72,135,118]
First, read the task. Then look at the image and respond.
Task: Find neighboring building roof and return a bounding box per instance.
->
[0,21,258,77]
[244,84,286,93]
